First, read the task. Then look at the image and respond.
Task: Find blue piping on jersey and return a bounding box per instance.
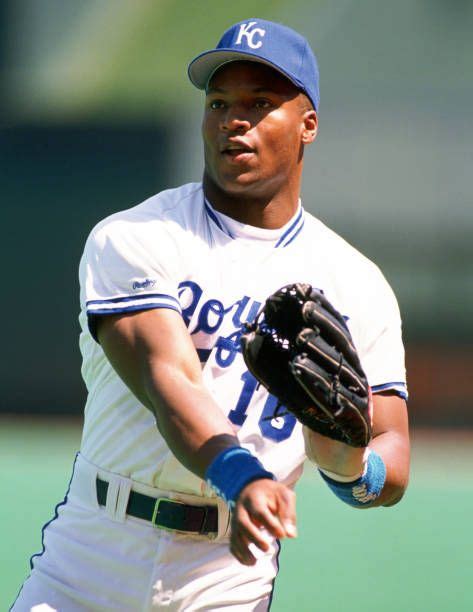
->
[275,208,303,247]
[204,197,305,248]
[372,382,408,400]
[204,199,235,239]
[87,303,181,316]
[86,293,180,307]
[10,455,79,611]
[279,217,305,248]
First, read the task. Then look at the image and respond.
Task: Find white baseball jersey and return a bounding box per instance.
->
[13,182,407,611]
[78,181,407,495]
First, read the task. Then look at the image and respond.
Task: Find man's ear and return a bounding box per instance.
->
[301,110,318,145]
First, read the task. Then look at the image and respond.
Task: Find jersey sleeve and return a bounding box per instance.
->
[353,266,407,400]
[79,215,182,341]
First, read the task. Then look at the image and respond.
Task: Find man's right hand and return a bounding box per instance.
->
[230,479,297,566]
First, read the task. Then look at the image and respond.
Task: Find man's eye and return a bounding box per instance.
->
[209,100,225,110]
[255,99,272,109]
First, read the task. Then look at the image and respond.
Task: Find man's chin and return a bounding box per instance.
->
[203,169,273,199]
[216,174,264,195]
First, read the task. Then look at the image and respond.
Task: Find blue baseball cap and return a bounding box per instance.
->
[188,18,320,111]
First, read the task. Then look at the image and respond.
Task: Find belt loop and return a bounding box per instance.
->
[115,479,132,522]
[216,497,231,539]
[104,476,120,520]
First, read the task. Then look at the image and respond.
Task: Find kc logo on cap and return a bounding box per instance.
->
[235,22,266,49]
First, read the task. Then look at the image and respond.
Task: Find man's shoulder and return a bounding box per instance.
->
[88,182,203,243]
[303,212,398,316]
[304,212,379,274]
[94,182,202,229]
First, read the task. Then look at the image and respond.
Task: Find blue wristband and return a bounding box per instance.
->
[318,450,386,507]
[205,447,275,508]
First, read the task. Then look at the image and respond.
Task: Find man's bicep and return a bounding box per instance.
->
[371,392,410,496]
[96,308,202,410]
[372,392,409,438]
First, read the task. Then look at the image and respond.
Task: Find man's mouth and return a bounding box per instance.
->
[221,142,255,161]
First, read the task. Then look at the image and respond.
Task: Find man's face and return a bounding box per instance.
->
[202,61,314,197]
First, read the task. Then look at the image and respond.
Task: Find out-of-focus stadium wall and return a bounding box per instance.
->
[1,0,472,426]
[1,124,171,414]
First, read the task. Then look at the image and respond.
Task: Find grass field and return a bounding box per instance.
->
[1,418,472,611]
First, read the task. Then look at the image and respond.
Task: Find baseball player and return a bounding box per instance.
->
[12,19,410,611]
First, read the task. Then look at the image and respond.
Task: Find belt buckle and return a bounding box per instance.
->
[151,497,183,531]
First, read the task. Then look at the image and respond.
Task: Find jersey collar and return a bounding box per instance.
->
[204,197,305,248]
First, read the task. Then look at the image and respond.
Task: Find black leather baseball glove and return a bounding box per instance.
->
[240,283,372,447]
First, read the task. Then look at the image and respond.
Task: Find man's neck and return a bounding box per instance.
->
[203,175,301,229]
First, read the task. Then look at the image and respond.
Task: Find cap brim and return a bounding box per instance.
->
[188,48,301,91]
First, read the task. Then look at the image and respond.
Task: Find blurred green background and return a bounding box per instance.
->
[1,0,472,609]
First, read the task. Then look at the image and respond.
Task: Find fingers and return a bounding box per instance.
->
[230,480,296,566]
[295,329,366,392]
[306,289,350,331]
[230,505,271,566]
[291,351,368,402]
[302,301,362,373]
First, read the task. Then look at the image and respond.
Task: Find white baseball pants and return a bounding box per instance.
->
[11,454,279,611]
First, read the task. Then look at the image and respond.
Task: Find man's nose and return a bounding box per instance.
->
[220,106,251,132]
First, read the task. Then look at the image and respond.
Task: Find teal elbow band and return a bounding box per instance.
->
[318,450,386,507]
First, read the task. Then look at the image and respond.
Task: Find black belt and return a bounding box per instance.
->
[96,478,218,535]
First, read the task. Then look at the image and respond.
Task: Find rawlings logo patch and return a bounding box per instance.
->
[132,279,156,291]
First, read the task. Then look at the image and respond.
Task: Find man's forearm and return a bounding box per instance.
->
[369,430,409,507]
[144,361,240,477]
[304,428,409,508]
